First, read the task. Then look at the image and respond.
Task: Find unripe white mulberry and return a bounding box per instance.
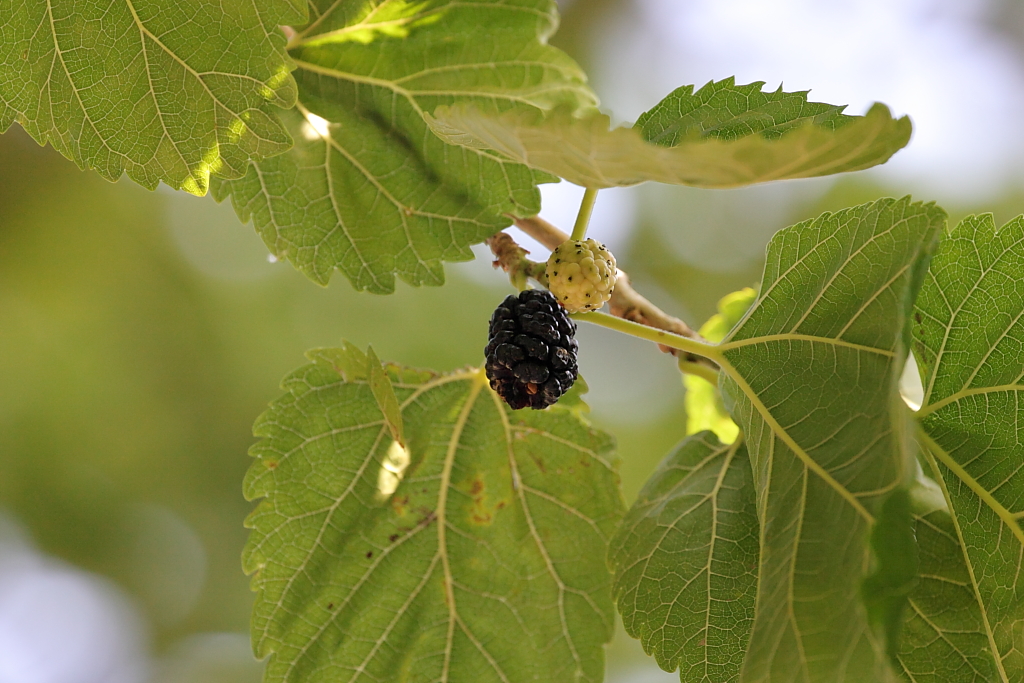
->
[546,238,617,313]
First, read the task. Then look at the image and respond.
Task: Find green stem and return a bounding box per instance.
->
[570,188,599,242]
[571,311,721,362]
[678,360,720,384]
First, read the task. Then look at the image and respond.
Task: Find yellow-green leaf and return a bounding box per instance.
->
[913,214,1024,682]
[215,0,596,292]
[715,197,945,681]
[610,432,759,681]
[366,345,403,446]
[427,78,911,189]
[0,0,304,195]
[245,351,625,683]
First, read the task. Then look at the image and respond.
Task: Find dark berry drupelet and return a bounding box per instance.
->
[484,289,579,410]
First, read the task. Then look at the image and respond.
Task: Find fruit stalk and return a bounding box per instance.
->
[510,215,715,367]
[571,188,600,242]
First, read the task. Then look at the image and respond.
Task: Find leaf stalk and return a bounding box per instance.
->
[570,188,599,242]
[511,214,714,369]
[571,311,721,363]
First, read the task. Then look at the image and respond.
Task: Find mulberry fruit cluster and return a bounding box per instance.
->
[546,238,617,313]
[484,289,578,410]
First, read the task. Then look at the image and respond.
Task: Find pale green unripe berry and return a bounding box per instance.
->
[546,238,617,313]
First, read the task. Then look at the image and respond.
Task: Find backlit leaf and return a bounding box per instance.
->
[715,197,945,681]
[896,509,999,682]
[913,213,1024,682]
[862,489,919,659]
[610,432,759,682]
[427,78,910,189]
[215,0,596,292]
[244,347,624,682]
[0,0,304,195]
[685,287,757,444]
[366,345,403,446]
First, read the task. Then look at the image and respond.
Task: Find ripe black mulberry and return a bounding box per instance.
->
[484,289,578,410]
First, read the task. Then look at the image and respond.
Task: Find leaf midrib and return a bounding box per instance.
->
[293,101,432,283]
[490,388,589,681]
[713,352,875,523]
[734,207,910,345]
[760,107,892,182]
[282,370,489,682]
[710,330,898,524]
[293,59,580,113]
[702,438,743,677]
[435,372,486,681]
[128,0,277,174]
[919,227,1024,406]
[921,435,1014,683]
[255,371,475,664]
[917,384,1024,418]
[617,438,737,671]
[919,431,1024,547]
[717,334,894,357]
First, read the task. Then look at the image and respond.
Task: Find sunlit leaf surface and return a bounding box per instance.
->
[716,197,945,681]
[913,214,1024,682]
[0,0,304,195]
[610,432,758,682]
[244,345,624,683]
[215,0,595,292]
[427,78,910,189]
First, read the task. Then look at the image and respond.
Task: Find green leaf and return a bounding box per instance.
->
[609,432,759,682]
[896,509,999,683]
[0,0,304,195]
[714,197,946,681]
[427,78,911,189]
[685,287,757,444]
[244,349,625,683]
[636,78,851,145]
[366,345,404,446]
[912,214,1024,682]
[214,0,596,292]
[862,489,919,660]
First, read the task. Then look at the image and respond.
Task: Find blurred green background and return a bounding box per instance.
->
[5,1,1024,681]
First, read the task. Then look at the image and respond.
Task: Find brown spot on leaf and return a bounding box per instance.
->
[366,551,373,559]
[471,511,493,524]
[465,474,508,526]
[265,460,278,470]
[389,533,399,543]
[391,494,410,517]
